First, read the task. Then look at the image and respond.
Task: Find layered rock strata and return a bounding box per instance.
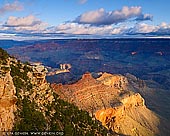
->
[52,72,161,136]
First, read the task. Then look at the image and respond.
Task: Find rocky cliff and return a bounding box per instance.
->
[52,72,169,136]
[0,52,17,131]
[0,48,107,135]
[95,93,159,136]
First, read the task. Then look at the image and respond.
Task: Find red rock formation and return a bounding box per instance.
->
[52,72,126,112]
[51,72,165,136]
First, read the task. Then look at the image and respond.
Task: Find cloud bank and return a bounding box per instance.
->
[74,6,152,25]
[128,22,170,36]
[51,23,128,35]
[3,15,48,32]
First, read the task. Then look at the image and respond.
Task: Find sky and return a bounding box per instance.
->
[0,0,170,40]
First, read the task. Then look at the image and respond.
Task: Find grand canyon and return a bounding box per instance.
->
[1,38,170,135]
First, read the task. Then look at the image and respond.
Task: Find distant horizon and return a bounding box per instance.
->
[1,36,170,42]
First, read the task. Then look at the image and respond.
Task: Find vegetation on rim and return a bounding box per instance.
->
[0,48,108,135]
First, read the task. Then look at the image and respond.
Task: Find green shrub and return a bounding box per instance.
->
[0,48,9,60]
[14,98,47,131]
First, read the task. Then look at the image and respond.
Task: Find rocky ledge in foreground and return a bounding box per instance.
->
[0,48,108,136]
[52,72,170,136]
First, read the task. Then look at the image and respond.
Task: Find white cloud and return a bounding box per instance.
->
[0,1,23,15]
[129,22,170,35]
[159,22,170,29]
[53,21,170,36]
[111,26,128,34]
[50,22,128,35]
[5,15,41,27]
[134,23,158,33]
[156,22,170,35]
[1,21,170,40]
[75,6,152,25]
[3,15,48,33]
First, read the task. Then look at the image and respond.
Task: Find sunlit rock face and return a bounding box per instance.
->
[0,57,54,131]
[52,72,163,136]
[21,63,55,115]
[95,93,160,136]
[0,58,17,131]
[52,72,134,112]
[96,73,129,92]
